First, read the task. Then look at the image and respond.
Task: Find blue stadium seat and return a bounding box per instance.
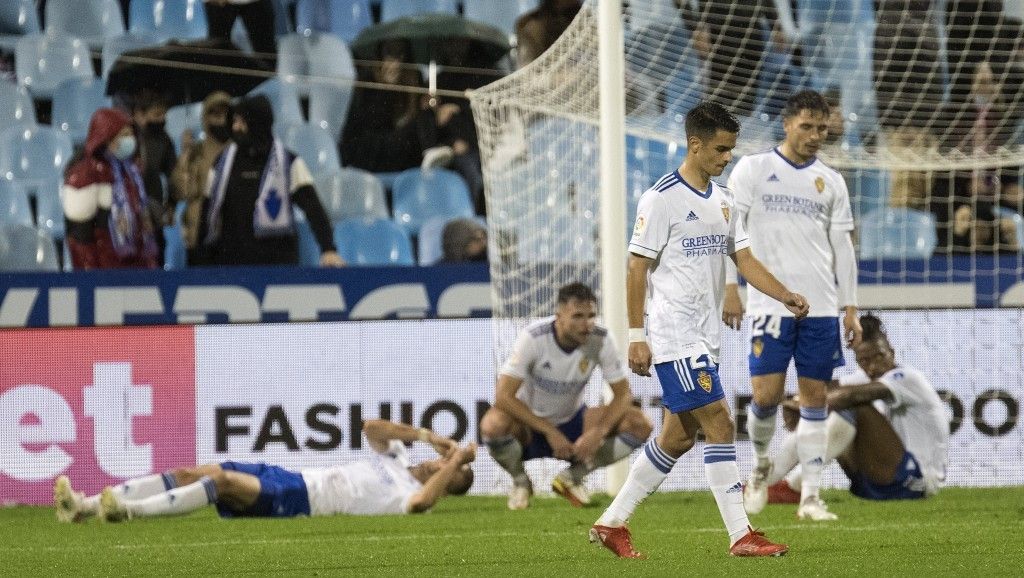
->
[0,125,75,196]
[463,0,538,36]
[315,167,388,223]
[52,77,111,145]
[0,81,37,131]
[0,0,40,51]
[295,0,372,43]
[333,217,415,265]
[391,168,474,237]
[417,215,487,266]
[163,224,187,270]
[380,0,459,23]
[995,206,1024,249]
[101,31,164,78]
[0,224,60,271]
[859,208,938,259]
[850,168,890,219]
[15,34,95,99]
[0,177,33,227]
[276,33,355,141]
[45,0,125,48]
[279,122,342,179]
[130,0,209,40]
[34,177,65,242]
[249,77,304,130]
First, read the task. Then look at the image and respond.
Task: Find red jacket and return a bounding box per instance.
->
[63,108,158,270]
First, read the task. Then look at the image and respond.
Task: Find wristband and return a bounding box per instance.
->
[628,328,647,343]
[417,428,431,442]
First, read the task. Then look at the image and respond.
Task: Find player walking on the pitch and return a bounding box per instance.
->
[722,90,862,521]
[590,102,809,559]
[481,282,653,510]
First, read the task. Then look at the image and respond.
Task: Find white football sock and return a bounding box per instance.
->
[771,411,858,488]
[797,407,828,501]
[596,440,675,527]
[766,433,799,486]
[126,477,217,518]
[567,432,644,483]
[704,444,749,545]
[825,411,858,461]
[85,472,176,513]
[485,435,529,486]
[747,402,777,467]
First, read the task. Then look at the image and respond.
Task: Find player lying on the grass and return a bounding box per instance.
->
[756,314,949,504]
[54,420,476,523]
[481,282,653,510]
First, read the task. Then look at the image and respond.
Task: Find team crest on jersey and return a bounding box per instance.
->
[720,202,730,223]
[579,358,590,373]
[697,370,713,393]
[752,338,764,358]
[814,176,825,193]
[632,215,646,238]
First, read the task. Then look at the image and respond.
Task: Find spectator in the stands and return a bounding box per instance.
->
[133,90,177,264]
[199,95,344,267]
[515,0,583,68]
[441,218,488,263]
[62,108,160,270]
[203,0,277,67]
[171,91,233,266]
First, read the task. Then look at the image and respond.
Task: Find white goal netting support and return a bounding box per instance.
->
[470,0,1024,492]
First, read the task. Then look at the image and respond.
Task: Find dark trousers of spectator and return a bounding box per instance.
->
[205,0,278,68]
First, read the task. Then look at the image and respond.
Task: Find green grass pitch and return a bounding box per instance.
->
[4,487,1022,576]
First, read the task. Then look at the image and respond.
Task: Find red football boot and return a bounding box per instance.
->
[767,480,802,504]
[729,526,789,557]
[590,524,645,559]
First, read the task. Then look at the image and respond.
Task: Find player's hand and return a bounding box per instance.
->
[628,341,653,377]
[783,292,809,319]
[545,429,574,460]
[722,285,745,330]
[572,429,605,464]
[454,442,477,465]
[843,310,863,348]
[428,434,457,458]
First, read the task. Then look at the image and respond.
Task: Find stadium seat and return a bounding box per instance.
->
[0,0,40,51]
[333,217,414,266]
[130,0,209,40]
[0,81,37,131]
[101,31,164,78]
[294,0,372,43]
[391,168,474,237]
[34,177,65,242]
[850,168,890,218]
[15,34,95,99]
[0,125,75,196]
[163,224,187,270]
[859,208,938,259]
[416,215,487,266]
[0,224,60,272]
[45,0,125,49]
[279,122,342,179]
[995,206,1024,249]
[52,77,111,145]
[249,77,304,130]
[463,0,538,36]
[0,178,33,227]
[276,32,355,141]
[380,0,459,23]
[315,167,388,223]
[165,102,204,153]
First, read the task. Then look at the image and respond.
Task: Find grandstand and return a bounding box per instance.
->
[0,0,1022,571]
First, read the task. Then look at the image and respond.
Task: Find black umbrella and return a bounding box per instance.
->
[350,13,511,68]
[105,38,272,106]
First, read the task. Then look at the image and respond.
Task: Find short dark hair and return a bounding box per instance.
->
[782,90,830,120]
[557,282,597,305]
[685,101,740,141]
[447,465,474,496]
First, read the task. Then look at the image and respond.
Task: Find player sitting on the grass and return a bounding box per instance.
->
[54,420,475,523]
[480,282,653,510]
[758,314,949,504]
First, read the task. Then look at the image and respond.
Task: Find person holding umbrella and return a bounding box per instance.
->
[199,95,344,267]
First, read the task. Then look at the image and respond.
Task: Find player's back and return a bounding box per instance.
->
[727,149,853,317]
[301,441,422,515]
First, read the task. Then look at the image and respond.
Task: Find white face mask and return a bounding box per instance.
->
[113,135,136,160]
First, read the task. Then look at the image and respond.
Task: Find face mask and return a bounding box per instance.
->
[113,135,136,160]
[207,123,232,143]
[145,120,166,134]
[233,129,252,148]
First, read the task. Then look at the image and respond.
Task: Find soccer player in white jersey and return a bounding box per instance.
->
[761,314,949,504]
[722,90,862,521]
[590,102,810,559]
[53,420,476,523]
[480,282,653,511]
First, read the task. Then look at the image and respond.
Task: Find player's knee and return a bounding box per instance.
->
[479,407,511,439]
[622,409,653,440]
[657,430,694,457]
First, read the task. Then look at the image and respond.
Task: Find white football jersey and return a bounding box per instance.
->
[301,440,422,515]
[500,317,627,425]
[727,148,854,317]
[840,366,949,494]
[628,171,750,363]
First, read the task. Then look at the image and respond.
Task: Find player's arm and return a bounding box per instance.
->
[362,420,455,457]
[494,374,561,439]
[829,227,862,347]
[826,382,894,411]
[575,377,634,462]
[407,443,477,514]
[627,252,655,376]
[723,159,754,329]
[731,248,809,318]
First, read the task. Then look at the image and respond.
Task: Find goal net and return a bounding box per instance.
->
[470,0,1024,492]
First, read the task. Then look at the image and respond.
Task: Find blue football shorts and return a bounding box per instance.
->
[849,451,928,501]
[654,354,725,413]
[748,316,844,382]
[523,406,586,460]
[217,461,311,518]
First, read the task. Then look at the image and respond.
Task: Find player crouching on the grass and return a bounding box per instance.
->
[54,420,475,523]
[756,313,949,506]
[480,282,653,510]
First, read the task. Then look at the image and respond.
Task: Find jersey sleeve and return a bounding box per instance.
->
[499,329,537,380]
[877,369,920,410]
[725,157,755,214]
[727,195,751,255]
[598,331,628,383]
[829,174,855,231]
[838,369,870,386]
[628,189,670,258]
